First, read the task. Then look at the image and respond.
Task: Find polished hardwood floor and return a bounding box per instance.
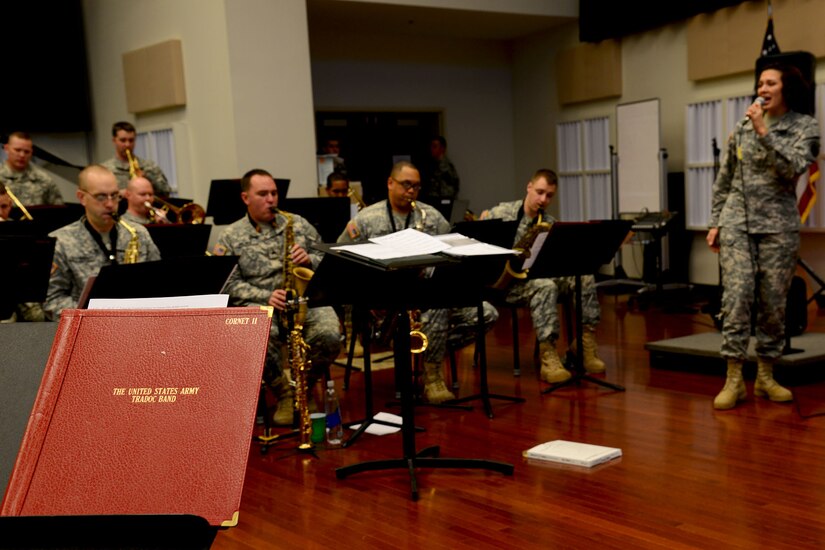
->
[213,290,825,549]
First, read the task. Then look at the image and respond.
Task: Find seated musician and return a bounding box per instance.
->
[122,176,169,225]
[326,172,350,198]
[337,160,498,404]
[212,169,341,426]
[44,165,160,319]
[0,183,11,221]
[480,168,606,384]
[0,131,64,206]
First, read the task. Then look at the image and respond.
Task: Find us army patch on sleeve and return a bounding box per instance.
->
[346,221,360,240]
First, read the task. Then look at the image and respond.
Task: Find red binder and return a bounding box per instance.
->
[1,307,272,527]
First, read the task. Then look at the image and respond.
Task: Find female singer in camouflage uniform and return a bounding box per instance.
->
[707,63,820,410]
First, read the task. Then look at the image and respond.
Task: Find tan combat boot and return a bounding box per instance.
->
[754,359,793,402]
[423,362,456,404]
[271,376,296,426]
[713,359,747,410]
[581,328,606,373]
[540,342,571,384]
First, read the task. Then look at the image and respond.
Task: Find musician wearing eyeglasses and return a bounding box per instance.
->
[0,131,64,206]
[100,121,171,196]
[44,165,160,318]
[337,160,498,404]
[213,168,341,426]
[480,169,606,385]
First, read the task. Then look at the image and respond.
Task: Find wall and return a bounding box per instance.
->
[512,17,825,285]
[310,30,515,214]
[83,0,318,207]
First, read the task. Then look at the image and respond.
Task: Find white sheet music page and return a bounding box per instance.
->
[522,232,548,270]
[334,228,450,260]
[88,294,230,310]
[435,233,516,256]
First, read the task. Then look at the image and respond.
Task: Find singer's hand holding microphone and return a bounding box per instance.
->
[746,96,768,136]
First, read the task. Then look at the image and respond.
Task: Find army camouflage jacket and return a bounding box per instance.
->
[45,218,161,316]
[337,199,449,243]
[482,200,556,245]
[214,212,324,306]
[711,111,820,233]
[0,163,63,205]
[101,156,172,196]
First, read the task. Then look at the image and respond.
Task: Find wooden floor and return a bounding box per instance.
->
[213,291,825,550]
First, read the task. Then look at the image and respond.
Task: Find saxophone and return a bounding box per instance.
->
[491,211,552,290]
[287,292,314,450]
[114,214,140,264]
[347,187,366,211]
[275,207,315,450]
[125,148,142,179]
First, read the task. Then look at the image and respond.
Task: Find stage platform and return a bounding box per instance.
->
[646,332,825,369]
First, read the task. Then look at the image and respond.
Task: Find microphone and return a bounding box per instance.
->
[743,96,766,124]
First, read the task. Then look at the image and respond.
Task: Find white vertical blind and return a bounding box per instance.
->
[136,128,178,194]
[557,117,610,221]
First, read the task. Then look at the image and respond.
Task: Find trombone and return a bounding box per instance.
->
[148,196,206,224]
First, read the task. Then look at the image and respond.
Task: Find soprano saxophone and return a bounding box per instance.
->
[274,207,315,450]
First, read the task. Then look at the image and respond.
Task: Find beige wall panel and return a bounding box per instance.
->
[557,40,621,105]
[688,0,825,81]
[123,40,187,114]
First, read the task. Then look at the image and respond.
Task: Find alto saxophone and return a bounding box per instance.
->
[275,207,316,450]
[347,187,367,211]
[491,211,552,290]
[113,214,140,264]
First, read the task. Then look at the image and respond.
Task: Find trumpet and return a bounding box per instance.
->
[149,196,206,224]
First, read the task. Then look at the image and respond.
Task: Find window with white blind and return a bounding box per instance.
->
[556,116,611,222]
[135,128,178,194]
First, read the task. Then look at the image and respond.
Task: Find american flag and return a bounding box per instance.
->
[759,2,818,223]
[799,162,820,224]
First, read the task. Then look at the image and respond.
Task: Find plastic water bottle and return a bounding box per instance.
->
[325,380,344,447]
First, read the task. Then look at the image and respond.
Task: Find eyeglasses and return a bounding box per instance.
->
[392,178,421,192]
[82,190,121,203]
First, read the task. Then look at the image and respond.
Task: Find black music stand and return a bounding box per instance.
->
[0,235,55,318]
[79,255,239,308]
[206,178,290,225]
[306,246,514,500]
[529,220,633,395]
[145,224,212,258]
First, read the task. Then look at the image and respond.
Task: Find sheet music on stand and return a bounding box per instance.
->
[332,228,514,262]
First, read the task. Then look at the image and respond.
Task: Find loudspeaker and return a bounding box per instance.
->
[755,51,816,115]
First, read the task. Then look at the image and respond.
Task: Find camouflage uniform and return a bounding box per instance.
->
[45,217,161,317]
[121,211,151,226]
[101,156,172,196]
[0,163,63,205]
[711,111,819,360]
[214,213,341,382]
[425,156,460,201]
[337,200,498,364]
[484,200,600,345]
